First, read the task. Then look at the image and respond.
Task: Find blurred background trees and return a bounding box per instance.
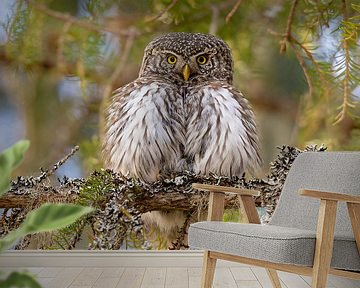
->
[0,0,359,178]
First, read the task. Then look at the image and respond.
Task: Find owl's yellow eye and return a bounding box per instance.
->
[167,55,177,65]
[197,55,208,65]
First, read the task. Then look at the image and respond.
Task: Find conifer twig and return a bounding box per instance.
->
[269,27,331,103]
[289,42,313,100]
[285,0,298,37]
[280,0,298,53]
[44,145,80,179]
[268,29,317,99]
[10,145,80,191]
[292,36,329,90]
[225,0,243,23]
[147,0,180,22]
[334,0,351,125]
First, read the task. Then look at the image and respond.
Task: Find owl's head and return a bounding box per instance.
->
[139,32,233,84]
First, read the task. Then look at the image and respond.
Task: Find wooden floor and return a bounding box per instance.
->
[2,266,360,288]
[1,251,359,288]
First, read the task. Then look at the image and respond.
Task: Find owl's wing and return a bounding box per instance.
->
[103,77,184,182]
[185,82,262,177]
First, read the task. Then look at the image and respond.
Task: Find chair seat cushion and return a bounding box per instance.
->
[188,221,360,271]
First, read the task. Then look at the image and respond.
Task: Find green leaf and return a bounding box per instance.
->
[0,203,94,251]
[0,271,41,288]
[0,140,30,196]
[21,203,94,233]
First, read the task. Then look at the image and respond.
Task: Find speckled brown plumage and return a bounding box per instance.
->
[102,32,262,243]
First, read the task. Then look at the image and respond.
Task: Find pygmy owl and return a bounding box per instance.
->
[103,32,262,240]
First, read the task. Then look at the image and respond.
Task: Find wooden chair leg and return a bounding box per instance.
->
[239,195,282,287]
[266,269,282,288]
[201,251,217,288]
[312,200,337,288]
[347,202,360,253]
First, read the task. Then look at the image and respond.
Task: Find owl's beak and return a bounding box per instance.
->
[183,64,190,81]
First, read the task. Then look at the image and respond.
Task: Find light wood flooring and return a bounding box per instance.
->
[0,251,359,288]
[2,265,360,287]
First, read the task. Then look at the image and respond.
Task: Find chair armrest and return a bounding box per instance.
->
[193,183,260,223]
[301,189,360,262]
[192,183,260,197]
[299,189,360,204]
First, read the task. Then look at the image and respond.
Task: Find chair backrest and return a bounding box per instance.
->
[270,151,360,238]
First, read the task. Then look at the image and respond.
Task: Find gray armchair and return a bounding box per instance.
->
[189,151,360,288]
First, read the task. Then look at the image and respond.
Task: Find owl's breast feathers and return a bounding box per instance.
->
[103,78,185,182]
[184,81,262,176]
[103,77,262,182]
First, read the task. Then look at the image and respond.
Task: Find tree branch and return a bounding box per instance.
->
[0,145,326,249]
[0,189,241,210]
[147,0,180,22]
[289,42,313,100]
[279,0,298,53]
[290,35,330,102]
[285,0,298,39]
[0,193,72,209]
[225,0,243,23]
[27,0,139,37]
[268,28,330,104]
[0,47,106,83]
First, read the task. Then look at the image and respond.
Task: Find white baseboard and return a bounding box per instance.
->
[0,250,247,268]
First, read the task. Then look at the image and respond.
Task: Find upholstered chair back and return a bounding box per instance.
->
[270,152,360,240]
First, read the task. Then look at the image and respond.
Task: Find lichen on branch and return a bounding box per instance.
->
[0,145,326,250]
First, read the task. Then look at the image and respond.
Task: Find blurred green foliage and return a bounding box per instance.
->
[0,202,94,251]
[0,0,359,177]
[0,271,41,288]
[0,141,93,286]
[223,209,242,223]
[0,140,29,194]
